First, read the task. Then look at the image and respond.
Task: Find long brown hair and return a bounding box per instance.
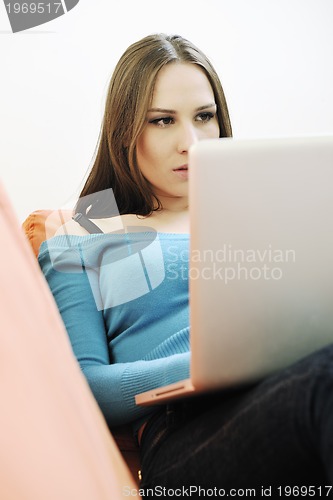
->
[76,33,232,217]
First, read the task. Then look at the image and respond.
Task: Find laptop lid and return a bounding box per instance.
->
[189,135,333,391]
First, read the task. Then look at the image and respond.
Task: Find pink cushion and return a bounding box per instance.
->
[1,183,139,498]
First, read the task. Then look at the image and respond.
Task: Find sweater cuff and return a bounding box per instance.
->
[121,352,190,416]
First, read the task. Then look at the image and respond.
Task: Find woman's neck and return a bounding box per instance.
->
[155,194,189,213]
[146,204,189,233]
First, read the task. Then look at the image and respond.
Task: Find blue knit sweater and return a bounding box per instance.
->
[38,231,190,432]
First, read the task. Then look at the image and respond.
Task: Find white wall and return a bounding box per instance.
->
[1,0,333,221]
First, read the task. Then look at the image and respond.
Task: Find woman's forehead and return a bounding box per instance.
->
[150,63,215,109]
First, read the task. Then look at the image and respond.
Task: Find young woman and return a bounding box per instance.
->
[39,33,333,492]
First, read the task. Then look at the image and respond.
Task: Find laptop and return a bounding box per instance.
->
[135,135,333,406]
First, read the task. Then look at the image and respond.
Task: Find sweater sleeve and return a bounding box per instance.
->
[38,240,190,427]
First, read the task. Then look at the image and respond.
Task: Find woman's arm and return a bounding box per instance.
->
[38,241,190,427]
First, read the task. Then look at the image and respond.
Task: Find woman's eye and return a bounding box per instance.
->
[196,112,215,123]
[150,117,174,127]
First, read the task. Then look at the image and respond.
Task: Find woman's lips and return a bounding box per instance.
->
[173,165,189,179]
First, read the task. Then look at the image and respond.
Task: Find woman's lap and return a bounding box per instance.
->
[140,343,333,491]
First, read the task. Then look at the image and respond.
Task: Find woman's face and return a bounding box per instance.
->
[136,62,219,208]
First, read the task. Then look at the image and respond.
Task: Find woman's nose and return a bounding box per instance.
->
[177,123,198,153]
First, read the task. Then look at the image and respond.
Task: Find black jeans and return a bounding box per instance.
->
[140,344,333,495]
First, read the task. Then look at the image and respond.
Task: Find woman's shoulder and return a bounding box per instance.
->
[55,218,89,237]
[54,215,125,237]
[54,212,190,238]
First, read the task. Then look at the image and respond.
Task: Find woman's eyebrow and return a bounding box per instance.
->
[147,103,217,114]
[147,107,176,114]
[196,103,217,111]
